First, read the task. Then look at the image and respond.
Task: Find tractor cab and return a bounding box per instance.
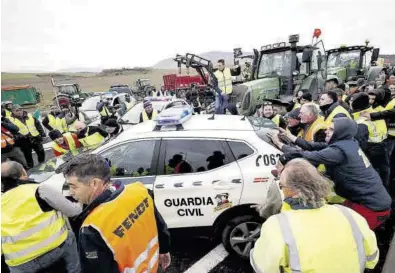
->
[325,45,380,84]
[238,33,325,116]
[51,79,89,109]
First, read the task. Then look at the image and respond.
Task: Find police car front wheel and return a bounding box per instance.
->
[221,215,262,259]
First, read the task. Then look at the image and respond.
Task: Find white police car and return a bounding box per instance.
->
[29,106,282,259]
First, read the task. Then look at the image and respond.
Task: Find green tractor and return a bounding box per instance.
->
[325,43,380,85]
[236,33,326,116]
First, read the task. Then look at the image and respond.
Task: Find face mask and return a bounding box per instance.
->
[319,103,331,112]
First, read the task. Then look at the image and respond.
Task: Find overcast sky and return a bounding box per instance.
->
[1,0,393,72]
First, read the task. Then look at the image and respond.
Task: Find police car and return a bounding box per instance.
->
[29,106,283,259]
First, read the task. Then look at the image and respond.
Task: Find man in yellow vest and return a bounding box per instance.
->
[1,161,82,273]
[97,98,117,125]
[213,59,240,114]
[139,101,158,123]
[8,105,46,169]
[49,130,81,157]
[297,103,327,142]
[250,158,379,273]
[74,121,108,148]
[255,102,287,129]
[319,91,352,124]
[361,90,395,197]
[42,106,68,133]
[284,108,303,137]
[1,101,13,118]
[64,106,92,132]
[350,93,390,188]
[62,154,171,273]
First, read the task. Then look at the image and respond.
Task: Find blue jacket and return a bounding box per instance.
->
[282,118,391,211]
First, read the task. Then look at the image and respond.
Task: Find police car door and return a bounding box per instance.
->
[98,139,161,190]
[153,138,243,229]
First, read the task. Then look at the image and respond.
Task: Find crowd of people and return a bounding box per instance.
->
[251,69,395,272]
[1,63,394,273]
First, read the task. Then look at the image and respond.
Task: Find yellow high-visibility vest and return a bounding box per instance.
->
[100,106,111,117]
[1,184,68,266]
[271,114,280,126]
[79,127,105,147]
[292,103,301,110]
[9,114,39,137]
[5,109,12,118]
[51,132,79,156]
[48,114,68,133]
[354,108,387,143]
[214,68,233,94]
[251,204,379,273]
[325,105,351,124]
[142,110,158,122]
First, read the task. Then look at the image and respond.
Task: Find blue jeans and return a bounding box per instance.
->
[215,94,229,114]
[9,232,81,273]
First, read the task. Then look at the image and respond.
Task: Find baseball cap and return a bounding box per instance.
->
[287,108,301,120]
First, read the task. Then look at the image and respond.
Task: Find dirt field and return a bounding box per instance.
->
[1,69,183,108]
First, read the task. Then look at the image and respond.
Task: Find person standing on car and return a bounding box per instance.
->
[8,105,46,169]
[214,59,240,114]
[269,118,392,230]
[139,101,158,123]
[250,158,379,273]
[1,161,82,273]
[1,117,28,168]
[319,91,351,124]
[62,154,171,273]
[74,121,108,148]
[49,130,81,157]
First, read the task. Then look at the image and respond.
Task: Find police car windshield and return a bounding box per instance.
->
[247,116,279,144]
[80,96,101,111]
[27,145,100,183]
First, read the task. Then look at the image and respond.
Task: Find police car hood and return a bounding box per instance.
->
[330,118,357,143]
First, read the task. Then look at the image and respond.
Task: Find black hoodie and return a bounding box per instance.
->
[282,118,392,211]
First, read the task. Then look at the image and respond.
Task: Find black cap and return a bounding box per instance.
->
[104,118,119,128]
[351,93,370,112]
[287,108,301,120]
[49,130,62,140]
[301,93,312,101]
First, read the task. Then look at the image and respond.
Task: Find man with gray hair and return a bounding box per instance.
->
[1,161,81,273]
[294,103,326,142]
[63,153,171,273]
[250,158,379,273]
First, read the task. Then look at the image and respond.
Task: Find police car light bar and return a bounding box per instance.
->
[154,105,193,130]
[144,96,173,102]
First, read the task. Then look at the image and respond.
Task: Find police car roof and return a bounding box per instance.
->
[111,115,254,144]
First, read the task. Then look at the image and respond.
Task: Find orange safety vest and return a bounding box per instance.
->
[51,133,78,156]
[82,183,159,273]
[298,116,327,142]
[1,127,15,149]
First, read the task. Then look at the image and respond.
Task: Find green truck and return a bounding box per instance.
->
[1,85,41,105]
[235,33,326,116]
[325,44,380,84]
